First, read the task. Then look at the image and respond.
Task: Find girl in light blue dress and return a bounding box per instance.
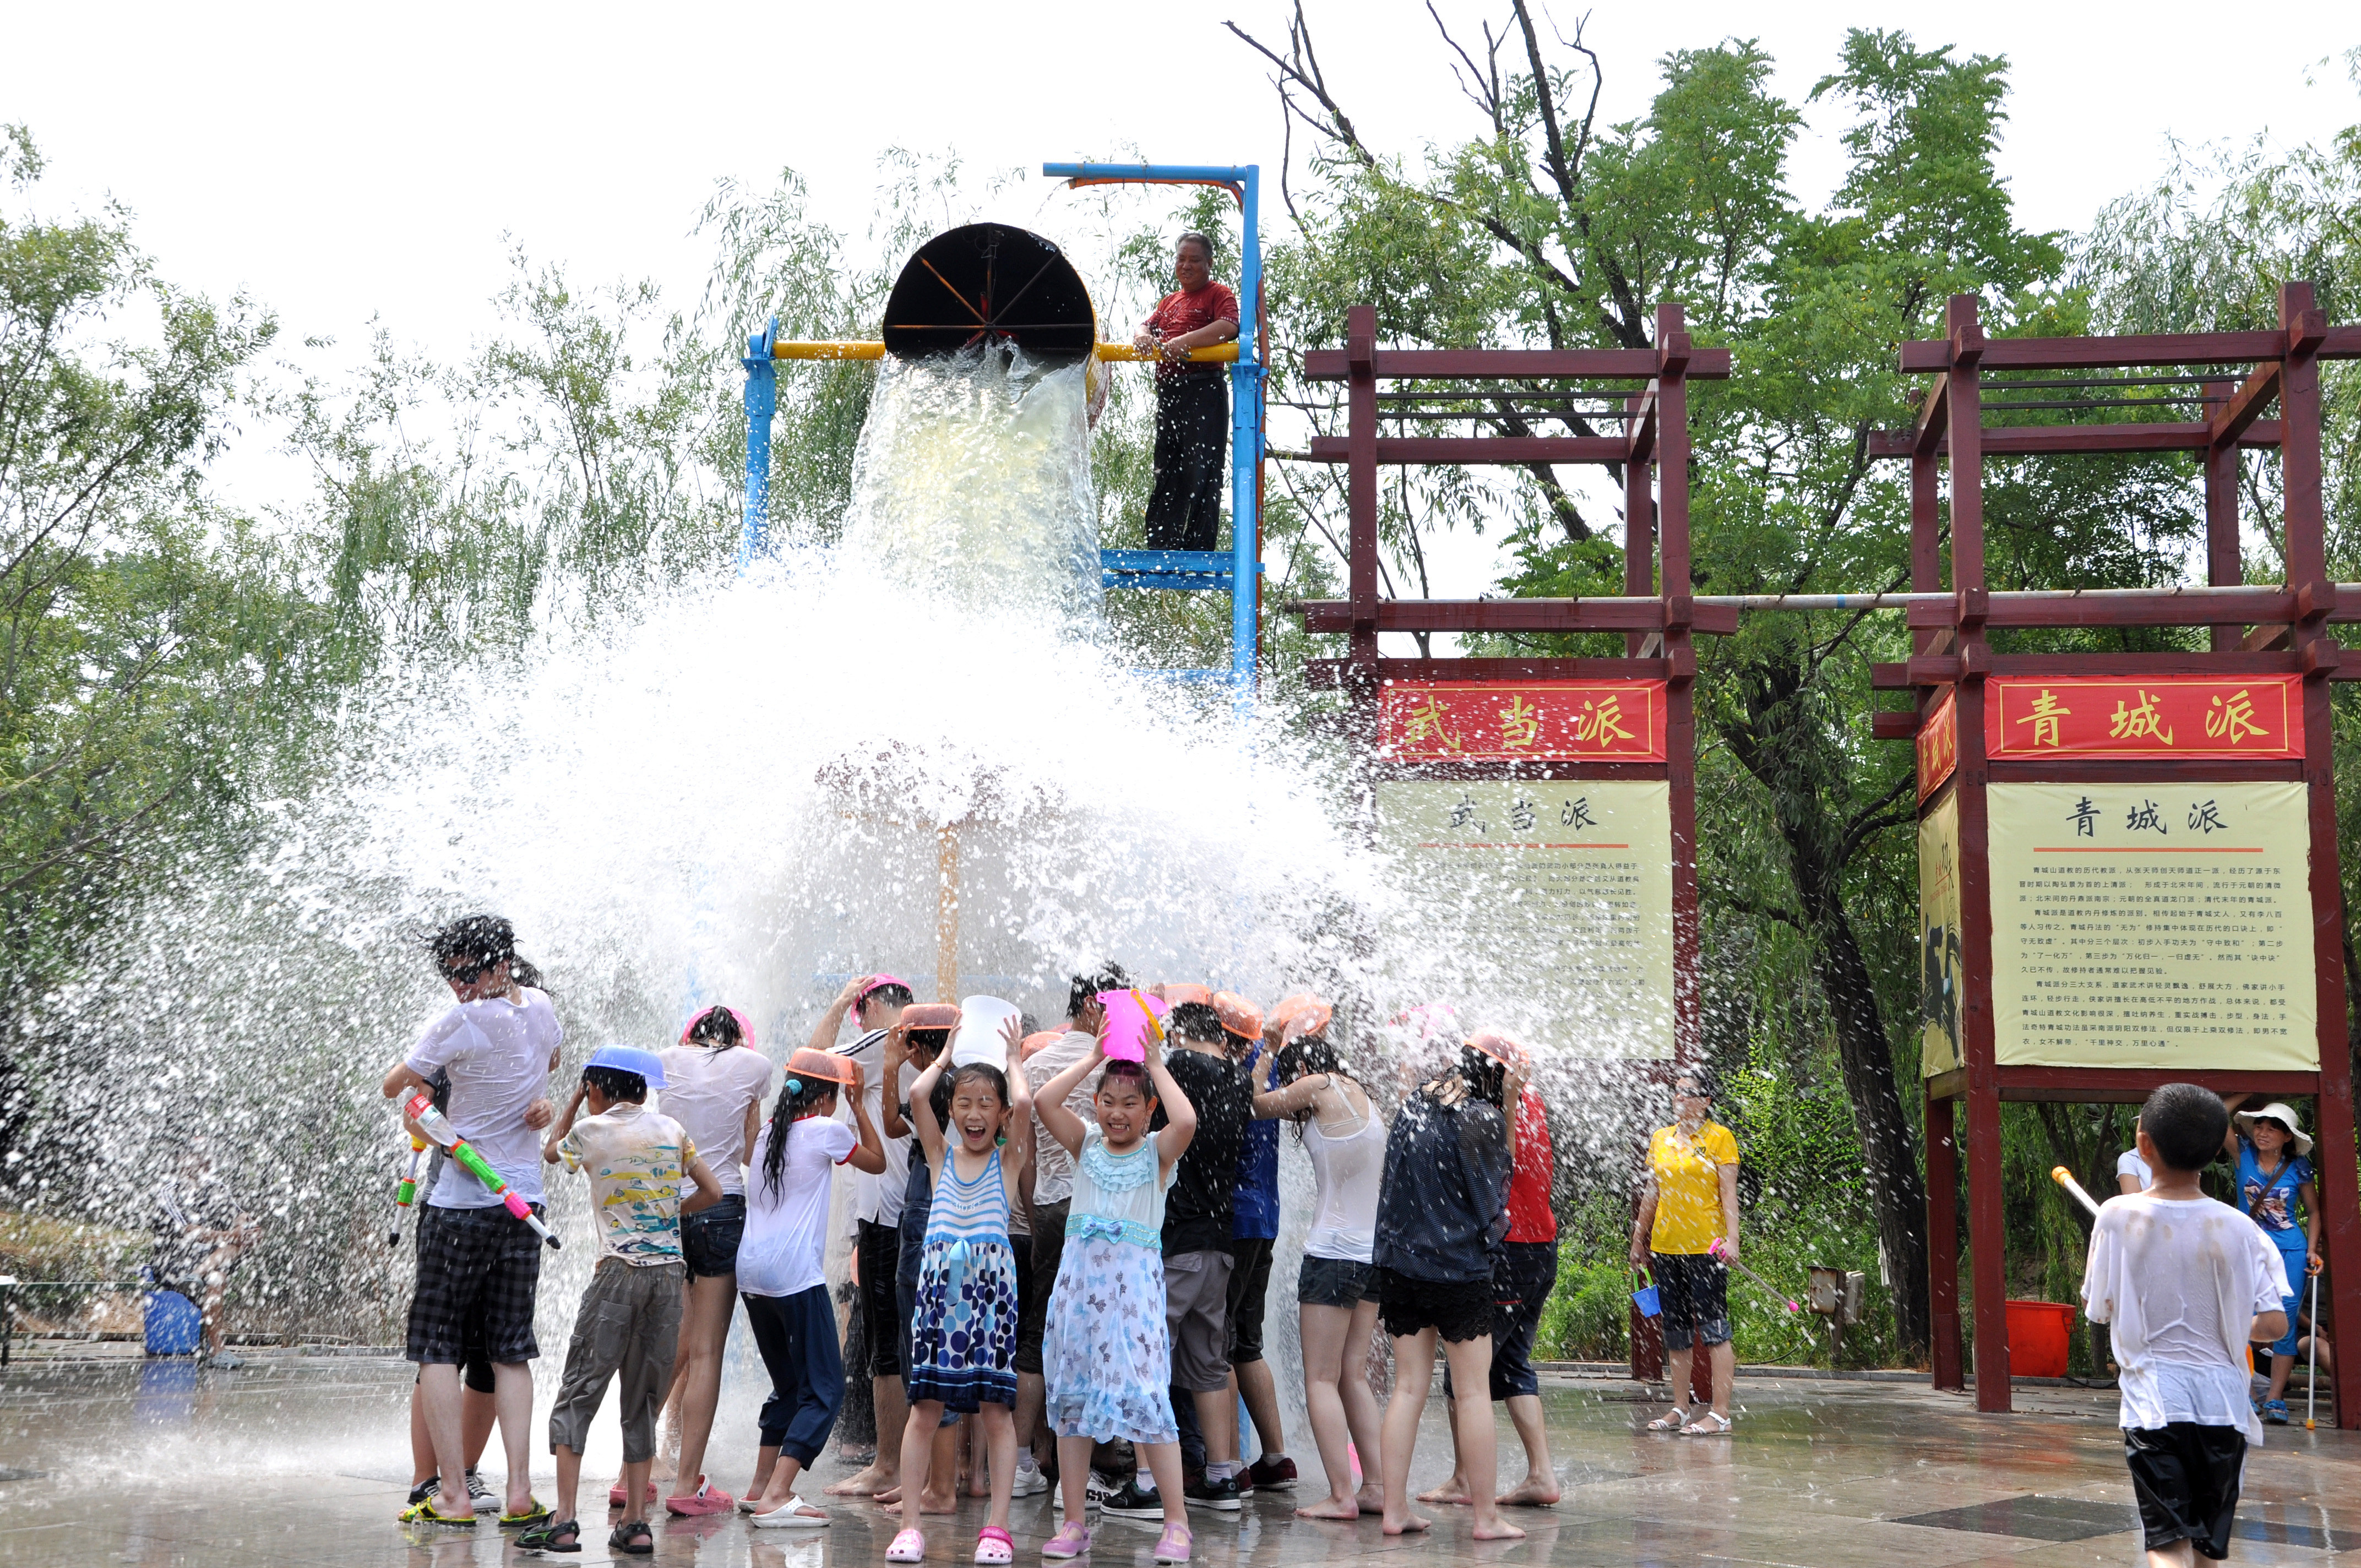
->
[891,1029,1033,1568]
[1035,1034,1198,1565]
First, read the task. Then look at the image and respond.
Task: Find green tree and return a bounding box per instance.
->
[1232,10,2221,1353]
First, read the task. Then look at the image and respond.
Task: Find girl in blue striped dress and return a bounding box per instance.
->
[889,1022,1033,1567]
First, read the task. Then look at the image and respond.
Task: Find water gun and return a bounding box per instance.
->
[2050,1165,2102,1219]
[387,1135,428,1246]
[404,1093,562,1249]
[1707,1237,1801,1314]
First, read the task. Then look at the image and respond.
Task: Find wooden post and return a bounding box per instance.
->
[1657,304,1702,1070]
[936,823,960,1003]
[1624,392,1656,657]
[2204,378,2243,653]
[1925,1087,1964,1390]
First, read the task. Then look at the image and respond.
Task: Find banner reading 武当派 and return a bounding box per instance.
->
[1376,778,1674,1060]
[1988,780,2317,1070]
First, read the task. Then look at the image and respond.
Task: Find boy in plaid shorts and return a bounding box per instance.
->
[383,916,563,1528]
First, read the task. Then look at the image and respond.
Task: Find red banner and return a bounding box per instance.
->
[1378,679,1667,762]
[1983,676,2302,761]
[1917,690,1958,801]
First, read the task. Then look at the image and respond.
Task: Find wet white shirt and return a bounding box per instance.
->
[836,1029,916,1227]
[2082,1191,2286,1440]
[406,988,561,1210]
[2115,1148,2153,1191]
[657,1044,775,1197]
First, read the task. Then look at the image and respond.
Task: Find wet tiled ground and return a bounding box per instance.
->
[0,1356,2352,1566]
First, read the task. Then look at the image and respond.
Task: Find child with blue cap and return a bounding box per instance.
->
[526,1046,723,1555]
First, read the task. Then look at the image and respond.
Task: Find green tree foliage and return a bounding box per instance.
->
[1228,7,2286,1355]
[0,126,333,995]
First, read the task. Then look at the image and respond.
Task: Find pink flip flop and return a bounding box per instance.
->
[665,1477,736,1516]
[607,1480,658,1507]
[975,1526,1014,1564]
[888,1527,928,1563]
[1042,1521,1091,1559]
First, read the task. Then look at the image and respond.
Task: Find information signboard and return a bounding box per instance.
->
[1987,781,2318,1070]
[1376,778,1675,1059]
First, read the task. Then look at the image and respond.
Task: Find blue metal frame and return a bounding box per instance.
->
[739,164,1265,701]
[1046,162,1263,701]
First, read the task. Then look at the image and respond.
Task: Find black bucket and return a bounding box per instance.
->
[880,222,1097,365]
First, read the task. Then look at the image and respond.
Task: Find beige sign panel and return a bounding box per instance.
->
[1375,778,1675,1060]
[1919,792,1963,1078]
[1989,781,2316,1070]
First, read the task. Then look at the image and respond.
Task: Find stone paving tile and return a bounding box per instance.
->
[0,1358,2353,1568]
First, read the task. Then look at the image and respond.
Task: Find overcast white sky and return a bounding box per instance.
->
[6,1,2357,602]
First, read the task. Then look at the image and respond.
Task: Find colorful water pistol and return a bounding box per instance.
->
[2050,1164,2103,1219]
[404,1093,562,1249]
[387,1134,428,1246]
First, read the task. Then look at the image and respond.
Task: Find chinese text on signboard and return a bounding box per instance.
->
[1380,680,1668,763]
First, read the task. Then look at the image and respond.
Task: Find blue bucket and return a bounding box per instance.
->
[1631,1283,1661,1319]
[143,1289,204,1357]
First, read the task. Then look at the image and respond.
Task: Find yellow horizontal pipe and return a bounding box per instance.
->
[771,341,888,361]
[768,340,1238,364]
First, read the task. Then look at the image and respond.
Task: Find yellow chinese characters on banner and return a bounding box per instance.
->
[1985,676,2302,760]
[1918,792,1962,1077]
[1989,782,2317,1070]
[1376,780,1675,1060]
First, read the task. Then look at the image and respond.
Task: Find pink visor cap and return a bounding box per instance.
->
[855,974,913,1013]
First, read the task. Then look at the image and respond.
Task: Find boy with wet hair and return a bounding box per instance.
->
[2082,1084,2289,1568]
[383,914,563,1529]
[1101,997,1254,1518]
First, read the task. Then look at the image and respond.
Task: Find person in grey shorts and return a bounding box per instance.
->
[530,1047,722,1555]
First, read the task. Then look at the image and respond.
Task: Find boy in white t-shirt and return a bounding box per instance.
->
[2082,1085,2288,1567]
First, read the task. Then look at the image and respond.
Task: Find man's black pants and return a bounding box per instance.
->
[1145,374,1229,551]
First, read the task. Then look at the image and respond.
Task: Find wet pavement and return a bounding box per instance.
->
[0,1355,2353,1566]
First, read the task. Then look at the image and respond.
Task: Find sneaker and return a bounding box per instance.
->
[2263,1399,2291,1425]
[465,1469,497,1513]
[1098,1479,1166,1521]
[405,1478,440,1510]
[1010,1464,1049,1498]
[1183,1473,1240,1513]
[1245,1456,1296,1493]
[1083,1470,1120,1507]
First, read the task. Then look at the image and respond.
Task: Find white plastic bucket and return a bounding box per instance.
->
[951,995,1022,1071]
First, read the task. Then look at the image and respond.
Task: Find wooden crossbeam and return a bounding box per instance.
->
[1304,435,1627,465]
[1301,346,1733,382]
[1867,421,2283,458]
[1898,331,2287,371]
[1296,598,1741,634]
[2211,362,2282,447]
[1302,656,1670,687]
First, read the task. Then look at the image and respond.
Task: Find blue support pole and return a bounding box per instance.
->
[739,317,778,569]
[1043,163,1264,706]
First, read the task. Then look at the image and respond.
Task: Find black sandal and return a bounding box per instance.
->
[610,1519,655,1556]
[516,1518,581,1554]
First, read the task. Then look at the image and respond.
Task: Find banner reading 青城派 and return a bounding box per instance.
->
[1987,780,2317,1070]
[1375,778,1674,1060]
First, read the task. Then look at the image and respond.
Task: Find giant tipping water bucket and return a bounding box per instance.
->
[881,222,1103,406]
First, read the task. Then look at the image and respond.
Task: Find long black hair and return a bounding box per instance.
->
[684,1005,742,1050]
[759,1073,839,1198]
[1274,1036,1354,1138]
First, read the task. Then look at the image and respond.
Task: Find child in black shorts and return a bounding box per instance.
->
[2082,1084,2289,1566]
[1370,1035,1523,1543]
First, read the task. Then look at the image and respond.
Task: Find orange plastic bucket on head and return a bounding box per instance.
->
[2004,1300,2077,1378]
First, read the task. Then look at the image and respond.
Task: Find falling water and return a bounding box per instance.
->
[12,337,1658,1483]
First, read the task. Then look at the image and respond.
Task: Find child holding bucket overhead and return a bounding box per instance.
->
[888,1009,1032,1566]
[1035,999,1199,1564]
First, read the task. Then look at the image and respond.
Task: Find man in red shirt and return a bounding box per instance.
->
[1132,232,1239,551]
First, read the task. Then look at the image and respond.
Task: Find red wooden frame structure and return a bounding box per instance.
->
[1295,302,1733,1383]
[1868,285,2361,1424]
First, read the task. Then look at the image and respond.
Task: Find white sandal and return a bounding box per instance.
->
[1645,1407,1690,1431]
[749,1494,831,1528]
[1684,1411,1733,1435]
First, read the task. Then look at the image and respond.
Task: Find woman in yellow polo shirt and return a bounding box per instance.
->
[1628,1071,1739,1435]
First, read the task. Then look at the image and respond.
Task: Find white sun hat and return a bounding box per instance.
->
[2234,1101,2314,1157]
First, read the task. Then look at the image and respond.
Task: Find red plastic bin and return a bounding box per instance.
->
[2005,1299,2077,1378]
